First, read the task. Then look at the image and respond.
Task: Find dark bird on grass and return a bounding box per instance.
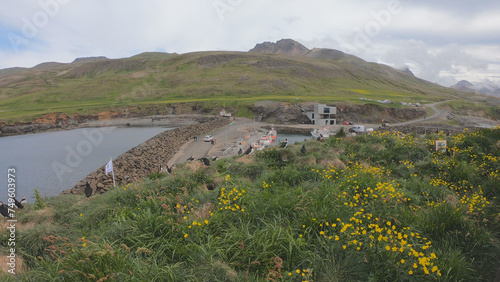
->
[244,147,253,155]
[212,155,219,161]
[0,202,10,218]
[20,196,27,205]
[280,139,288,149]
[187,155,195,162]
[14,198,24,209]
[199,157,210,166]
[84,182,93,198]
[300,144,307,155]
[238,148,243,155]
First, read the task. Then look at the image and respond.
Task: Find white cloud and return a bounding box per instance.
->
[0,0,498,86]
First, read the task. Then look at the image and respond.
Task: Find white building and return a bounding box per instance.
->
[303,104,337,125]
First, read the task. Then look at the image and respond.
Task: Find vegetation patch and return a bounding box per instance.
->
[1,126,499,281]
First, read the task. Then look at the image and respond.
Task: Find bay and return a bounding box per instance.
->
[0,126,170,203]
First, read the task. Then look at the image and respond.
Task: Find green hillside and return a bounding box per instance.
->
[3,127,499,280]
[0,48,485,122]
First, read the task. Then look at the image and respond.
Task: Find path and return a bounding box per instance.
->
[390,100,454,126]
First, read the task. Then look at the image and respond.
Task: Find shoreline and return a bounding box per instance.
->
[0,114,217,138]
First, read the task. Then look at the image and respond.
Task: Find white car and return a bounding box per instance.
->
[204,135,214,142]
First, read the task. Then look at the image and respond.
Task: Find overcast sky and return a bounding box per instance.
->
[1,0,499,86]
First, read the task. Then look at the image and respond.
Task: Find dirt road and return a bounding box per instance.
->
[391,100,453,126]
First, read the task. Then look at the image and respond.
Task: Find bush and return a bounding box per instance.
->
[33,188,45,210]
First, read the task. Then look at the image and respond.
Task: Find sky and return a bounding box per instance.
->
[1,0,499,86]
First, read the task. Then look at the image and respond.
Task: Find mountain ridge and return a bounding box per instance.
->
[451,79,500,97]
[0,39,496,122]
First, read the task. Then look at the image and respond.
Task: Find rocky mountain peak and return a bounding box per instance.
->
[454,80,474,88]
[72,56,108,64]
[249,39,310,56]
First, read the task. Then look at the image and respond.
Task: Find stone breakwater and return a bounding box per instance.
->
[263,125,312,135]
[62,118,230,195]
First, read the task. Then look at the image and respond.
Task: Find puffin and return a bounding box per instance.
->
[199,158,210,166]
[238,148,243,155]
[300,144,307,155]
[20,196,27,205]
[14,197,24,209]
[84,182,93,198]
[187,155,195,162]
[0,201,10,218]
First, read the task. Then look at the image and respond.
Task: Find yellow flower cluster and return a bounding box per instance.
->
[262,180,273,189]
[309,163,441,277]
[287,268,312,281]
[308,212,441,277]
[218,187,246,212]
[399,160,414,167]
[428,178,490,215]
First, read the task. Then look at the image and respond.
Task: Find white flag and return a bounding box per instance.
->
[105,159,113,176]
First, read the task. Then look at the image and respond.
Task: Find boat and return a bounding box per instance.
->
[259,136,272,146]
[251,142,262,149]
[268,128,277,143]
[259,128,278,147]
[311,127,331,139]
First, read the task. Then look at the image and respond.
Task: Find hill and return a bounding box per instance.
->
[0,39,498,122]
[4,126,500,280]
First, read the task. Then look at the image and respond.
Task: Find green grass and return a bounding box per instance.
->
[1,126,499,280]
[1,50,485,123]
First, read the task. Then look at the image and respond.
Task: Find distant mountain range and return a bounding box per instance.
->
[0,39,493,122]
[451,80,500,97]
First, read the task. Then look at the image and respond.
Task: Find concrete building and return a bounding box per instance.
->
[302,104,337,125]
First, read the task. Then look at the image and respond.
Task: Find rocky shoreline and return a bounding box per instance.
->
[61,118,230,196]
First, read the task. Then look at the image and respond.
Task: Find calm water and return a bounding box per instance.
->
[0,126,170,203]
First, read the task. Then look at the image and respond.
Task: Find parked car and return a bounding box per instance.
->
[349,125,365,133]
[204,135,214,142]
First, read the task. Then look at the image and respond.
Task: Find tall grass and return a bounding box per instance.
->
[2,126,499,281]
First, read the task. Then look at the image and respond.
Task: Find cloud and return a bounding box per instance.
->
[0,0,498,86]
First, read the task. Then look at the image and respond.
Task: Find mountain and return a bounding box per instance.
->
[451,80,475,92]
[451,80,500,97]
[249,39,310,56]
[72,56,109,64]
[0,39,494,122]
[250,39,364,63]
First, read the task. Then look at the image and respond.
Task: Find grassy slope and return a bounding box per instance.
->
[0,51,482,122]
[3,126,499,281]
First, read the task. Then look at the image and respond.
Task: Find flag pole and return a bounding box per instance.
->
[110,157,116,187]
